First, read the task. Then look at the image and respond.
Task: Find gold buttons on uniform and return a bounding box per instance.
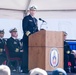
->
[0,49,3,52]
[59,72,63,75]
[15,48,19,52]
[66,51,70,54]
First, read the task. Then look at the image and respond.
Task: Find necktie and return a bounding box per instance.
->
[33,18,35,23]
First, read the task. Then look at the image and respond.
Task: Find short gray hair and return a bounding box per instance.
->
[30,68,47,75]
[0,65,11,75]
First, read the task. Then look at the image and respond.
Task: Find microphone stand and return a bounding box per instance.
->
[40,21,47,30]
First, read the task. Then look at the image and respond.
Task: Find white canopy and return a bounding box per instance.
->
[0,0,76,19]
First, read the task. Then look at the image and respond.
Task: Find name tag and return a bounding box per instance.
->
[29,20,33,22]
[14,42,17,44]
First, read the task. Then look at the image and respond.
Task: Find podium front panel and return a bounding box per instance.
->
[45,47,64,71]
[29,47,45,70]
[29,30,64,71]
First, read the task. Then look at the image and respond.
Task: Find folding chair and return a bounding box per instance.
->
[4,45,21,72]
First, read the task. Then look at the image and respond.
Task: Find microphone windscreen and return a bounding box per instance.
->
[39,18,42,20]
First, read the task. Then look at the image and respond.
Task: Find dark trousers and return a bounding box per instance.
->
[22,35,29,73]
[0,55,6,65]
[9,52,23,69]
[9,52,23,58]
[64,54,69,70]
[64,54,75,72]
[69,54,75,68]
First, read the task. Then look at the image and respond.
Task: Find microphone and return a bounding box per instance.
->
[39,18,46,22]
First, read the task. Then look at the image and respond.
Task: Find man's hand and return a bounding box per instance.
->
[26,31,31,36]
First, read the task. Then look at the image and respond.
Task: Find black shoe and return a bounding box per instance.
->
[23,69,29,73]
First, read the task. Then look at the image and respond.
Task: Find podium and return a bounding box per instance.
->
[28,30,64,71]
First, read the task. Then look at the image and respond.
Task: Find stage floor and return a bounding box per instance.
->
[12,72,28,75]
[11,72,76,75]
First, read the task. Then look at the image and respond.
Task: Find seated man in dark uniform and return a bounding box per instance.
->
[0,29,6,65]
[64,32,75,72]
[6,28,23,69]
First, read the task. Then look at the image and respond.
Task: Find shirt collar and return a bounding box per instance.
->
[12,37,17,40]
[0,37,3,40]
[29,14,34,18]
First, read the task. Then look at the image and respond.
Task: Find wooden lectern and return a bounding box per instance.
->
[28,30,64,71]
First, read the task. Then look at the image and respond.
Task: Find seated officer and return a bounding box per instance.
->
[0,29,6,65]
[6,28,23,69]
[64,32,75,72]
[7,28,23,58]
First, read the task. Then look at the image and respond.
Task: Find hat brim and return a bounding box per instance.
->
[0,32,4,34]
[10,31,17,33]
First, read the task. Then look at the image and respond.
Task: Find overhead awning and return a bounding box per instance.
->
[0,0,76,19]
